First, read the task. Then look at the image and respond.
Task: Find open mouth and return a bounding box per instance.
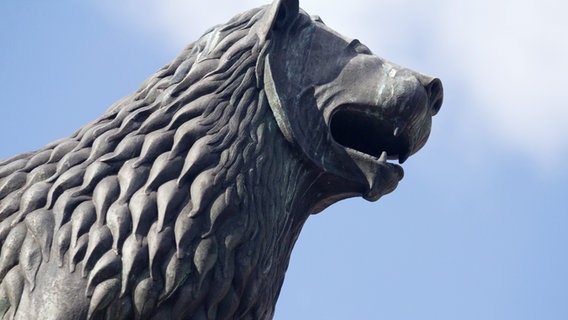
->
[330,105,411,164]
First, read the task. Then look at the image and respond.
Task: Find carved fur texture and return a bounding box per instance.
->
[0,0,442,319]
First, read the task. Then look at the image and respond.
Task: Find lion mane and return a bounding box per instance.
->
[0,6,311,319]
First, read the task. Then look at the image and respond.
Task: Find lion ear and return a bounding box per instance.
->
[272,0,299,30]
[258,0,299,42]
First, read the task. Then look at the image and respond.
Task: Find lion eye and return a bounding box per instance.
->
[349,40,372,55]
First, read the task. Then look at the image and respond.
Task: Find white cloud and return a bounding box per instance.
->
[90,0,568,167]
[90,0,265,51]
[438,1,568,162]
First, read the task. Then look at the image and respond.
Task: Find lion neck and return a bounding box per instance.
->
[164,90,325,319]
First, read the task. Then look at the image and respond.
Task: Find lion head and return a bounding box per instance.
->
[0,0,442,319]
[260,1,443,206]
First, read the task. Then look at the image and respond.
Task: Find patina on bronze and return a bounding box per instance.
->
[0,0,443,319]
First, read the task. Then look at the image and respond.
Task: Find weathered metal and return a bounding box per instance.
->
[0,0,442,318]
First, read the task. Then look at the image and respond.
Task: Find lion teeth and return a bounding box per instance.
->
[378,151,388,163]
[393,127,401,137]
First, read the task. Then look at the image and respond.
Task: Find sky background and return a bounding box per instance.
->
[1,1,567,319]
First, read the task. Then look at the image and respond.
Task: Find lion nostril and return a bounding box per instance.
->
[414,74,443,116]
[425,78,443,116]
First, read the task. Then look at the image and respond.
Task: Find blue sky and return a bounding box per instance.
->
[1,1,567,319]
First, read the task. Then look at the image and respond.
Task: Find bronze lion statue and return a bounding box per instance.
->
[0,0,443,319]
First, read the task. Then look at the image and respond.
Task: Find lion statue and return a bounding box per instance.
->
[0,0,443,319]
